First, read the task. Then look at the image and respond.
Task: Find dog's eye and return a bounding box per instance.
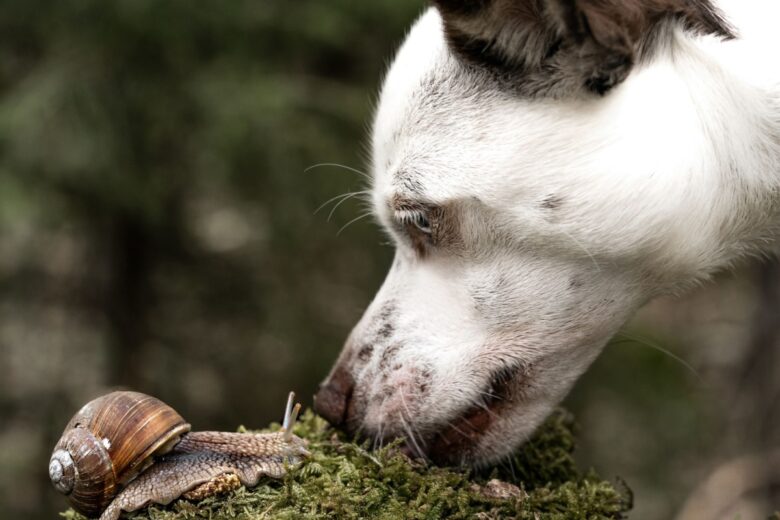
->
[411,212,431,234]
[398,210,431,235]
[394,208,434,255]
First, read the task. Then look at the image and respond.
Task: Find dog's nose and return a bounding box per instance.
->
[313,363,354,427]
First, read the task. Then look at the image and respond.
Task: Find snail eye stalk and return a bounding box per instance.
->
[282,392,295,431]
[282,392,302,442]
[284,404,302,442]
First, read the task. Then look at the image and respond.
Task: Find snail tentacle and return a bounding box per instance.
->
[282,391,295,432]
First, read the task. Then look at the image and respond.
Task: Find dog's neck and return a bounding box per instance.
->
[641,17,780,284]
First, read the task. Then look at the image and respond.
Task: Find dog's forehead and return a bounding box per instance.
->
[372,10,518,207]
[370,9,598,210]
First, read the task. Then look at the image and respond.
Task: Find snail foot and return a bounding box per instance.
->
[182,473,242,501]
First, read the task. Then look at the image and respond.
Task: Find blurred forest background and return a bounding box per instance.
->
[0,1,777,519]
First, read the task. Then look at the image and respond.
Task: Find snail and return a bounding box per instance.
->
[49,390,309,520]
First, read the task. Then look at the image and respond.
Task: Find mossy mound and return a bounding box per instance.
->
[62,409,631,520]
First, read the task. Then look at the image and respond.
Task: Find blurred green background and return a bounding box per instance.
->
[0,1,777,519]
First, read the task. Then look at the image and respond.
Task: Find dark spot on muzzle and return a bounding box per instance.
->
[428,362,525,465]
[356,344,374,362]
[313,363,354,428]
[378,343,401,372]
[427,404,494,465]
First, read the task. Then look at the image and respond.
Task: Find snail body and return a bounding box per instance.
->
[101,429,308,520]
[49,391,308,520]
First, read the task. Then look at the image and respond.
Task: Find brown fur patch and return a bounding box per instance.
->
[559,0,734,52]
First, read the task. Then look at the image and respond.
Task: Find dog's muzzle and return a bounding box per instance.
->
[313,363,355,429]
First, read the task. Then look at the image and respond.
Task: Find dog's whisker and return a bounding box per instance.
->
[373,414,385,451]
[399,392,428,460]
[556,229,602,273]
[478,389,501,400]
[314,190,367,216]
[336,211,373,236]
[354,415,369,444]
[613,332,704,382]
[327,190,371,222]
[305,162,372,181]
[499,457,517,482]
[477,390,504,411]
[443,419,471,440]
[401,418,426,460]
[474,399,501,420]
[378,420,386,451]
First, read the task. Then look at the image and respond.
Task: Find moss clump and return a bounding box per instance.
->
[62,409,631,520]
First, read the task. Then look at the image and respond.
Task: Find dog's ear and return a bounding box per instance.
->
[432,0,732,96]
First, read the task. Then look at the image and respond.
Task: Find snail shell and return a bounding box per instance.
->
[49,391,191,517]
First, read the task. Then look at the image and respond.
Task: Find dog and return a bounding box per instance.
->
[313,0,780,466]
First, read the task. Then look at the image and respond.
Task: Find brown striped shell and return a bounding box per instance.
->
[49,391,191,517]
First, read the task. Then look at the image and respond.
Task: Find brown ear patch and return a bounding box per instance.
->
[432,0,734,97]
[559,0,735,53]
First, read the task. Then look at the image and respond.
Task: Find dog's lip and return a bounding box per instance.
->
[425,399,504,465]
[364,364,526,465]
[373,405,500,463]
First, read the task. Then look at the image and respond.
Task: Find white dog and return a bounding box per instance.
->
[314,0,780,466]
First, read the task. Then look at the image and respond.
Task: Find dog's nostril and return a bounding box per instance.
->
[313,364,354,427]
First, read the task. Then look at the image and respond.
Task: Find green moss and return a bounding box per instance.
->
[62,409,631,520]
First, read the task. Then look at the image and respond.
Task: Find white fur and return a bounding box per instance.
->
[341,1,780,464]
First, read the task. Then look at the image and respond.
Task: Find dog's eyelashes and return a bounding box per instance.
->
[412,213,431,234]
[396,210,432,235]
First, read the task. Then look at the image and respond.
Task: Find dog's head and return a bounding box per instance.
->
[314,0,735,465]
